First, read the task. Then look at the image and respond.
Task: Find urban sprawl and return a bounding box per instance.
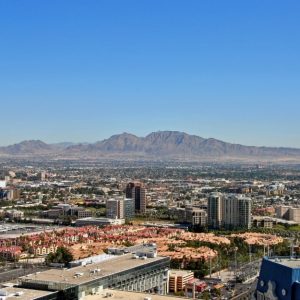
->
[0,160,299,299]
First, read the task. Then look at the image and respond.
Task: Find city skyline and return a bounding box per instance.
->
[1,1,299,147]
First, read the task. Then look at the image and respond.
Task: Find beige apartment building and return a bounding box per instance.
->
[169,270,194,293]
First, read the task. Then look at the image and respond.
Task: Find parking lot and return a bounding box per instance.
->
[0,223,61,239]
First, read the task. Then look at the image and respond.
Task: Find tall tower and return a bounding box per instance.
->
[222,195,252,229]
[125,182,135,199]
[125,182,146,214]
[238,196,252,229]
[222,194,239,228]
[208,193,223,228]
[106,198,124,219]
[133,185,146,213]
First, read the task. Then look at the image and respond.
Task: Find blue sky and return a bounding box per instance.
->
[0,0,299,147]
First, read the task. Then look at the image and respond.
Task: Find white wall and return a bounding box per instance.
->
[0,181,6,188]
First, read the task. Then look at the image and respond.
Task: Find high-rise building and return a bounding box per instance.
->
[125,182,135,199]
[208,193,252,229]
[238,196,252,229]
[222,195,251,229]
[106,198,124,219]
[133,185,146,213]
[222,194,239,227]
[125,182,147,214]
[208,193,223,228]
[123,198,135,219]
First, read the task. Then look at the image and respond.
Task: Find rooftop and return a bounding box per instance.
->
[20,253,168,286]
[169,269,194,277]
[268,257,300,269]
[0,286,56,300]
[84,289,180,300]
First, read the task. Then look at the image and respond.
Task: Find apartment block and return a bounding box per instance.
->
[169,270,194,293]
[106,198,124,219]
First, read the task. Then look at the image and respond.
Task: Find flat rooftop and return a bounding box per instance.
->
[85,289,181,300]
[20,253,168,286]
[0,224,64,239]
[0,286,56,300]
[268,257,300,269]
[169,269,194,276]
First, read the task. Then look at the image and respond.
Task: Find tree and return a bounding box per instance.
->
[201,291,210,300]
[46,247,74,266]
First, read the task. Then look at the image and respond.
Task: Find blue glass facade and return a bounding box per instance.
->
[256,257,300,300]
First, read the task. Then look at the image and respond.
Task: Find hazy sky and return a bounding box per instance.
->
[0,1,299,147]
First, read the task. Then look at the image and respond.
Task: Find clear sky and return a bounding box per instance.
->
[0,0,299,147]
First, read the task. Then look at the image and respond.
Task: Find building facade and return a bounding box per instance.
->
[169,270,194,293]
[106,198,124,219]
[209,193,252,229]
[124,198,135,219]
[125,182,146,214]
[19,253,170,300]
[208,193,223,228]
[256,257,300,300]
[185,207,207,227]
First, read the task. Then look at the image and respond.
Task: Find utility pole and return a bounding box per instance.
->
[249,244,252,263]
[234,247,238,281]
[209,256,212,278]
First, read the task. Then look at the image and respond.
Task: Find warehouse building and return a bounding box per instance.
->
[18,252,170,300]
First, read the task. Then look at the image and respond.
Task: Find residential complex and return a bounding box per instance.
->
[0,161,299,300]
[208,193,252,229]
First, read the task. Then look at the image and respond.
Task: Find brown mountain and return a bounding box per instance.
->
[0,140,54,155]
[1,131,300,162]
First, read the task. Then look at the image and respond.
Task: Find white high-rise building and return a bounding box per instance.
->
[208,193,252,229]
[222,194,252,229]
[222,194,240,227]
[208,192,223,228]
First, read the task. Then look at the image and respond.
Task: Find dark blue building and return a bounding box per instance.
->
[0,189,8,200]
[256,257,300,300]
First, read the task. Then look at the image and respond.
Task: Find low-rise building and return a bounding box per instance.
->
[19,252,170,299]
[185,207,207,226]
[75,217,125,227]
[169,270,194,293]
[42,204,93,219]
[5,210,24,220]
[185,279,207,298]
[252,217,273,229]
[0,246,22,261]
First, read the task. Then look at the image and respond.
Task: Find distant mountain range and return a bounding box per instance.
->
[1,131,300,162]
